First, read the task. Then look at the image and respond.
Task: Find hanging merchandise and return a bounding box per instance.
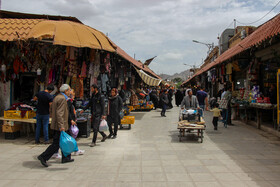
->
[100,73,109,92]
[131,75,135,85]
[104,53,111,73]
[78,77,84,98]
[71,76,77,91]
[226,63,233,75]
[89,49,95,62]
[80,61,87,78]
[66,76,71,85]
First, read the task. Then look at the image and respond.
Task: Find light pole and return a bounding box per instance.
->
[192,40,214,54]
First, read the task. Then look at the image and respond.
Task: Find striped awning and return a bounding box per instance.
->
[135,68,162,86]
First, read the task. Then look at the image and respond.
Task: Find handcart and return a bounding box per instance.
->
[177,120,205,143]
[177,109,205,143]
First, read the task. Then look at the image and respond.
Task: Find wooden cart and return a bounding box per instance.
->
[177,119,205,143]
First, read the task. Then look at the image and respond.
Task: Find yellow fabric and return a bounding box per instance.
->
[27,20,115,52]
[135,68,162,86]
[210,108,221,117]
[226,63,233,74]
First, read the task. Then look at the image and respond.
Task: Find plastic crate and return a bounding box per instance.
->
[4,110,36,119]
[121,116,135,125]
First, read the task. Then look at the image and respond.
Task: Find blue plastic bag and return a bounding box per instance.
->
[59,131,78,157]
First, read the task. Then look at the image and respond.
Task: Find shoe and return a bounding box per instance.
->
[74,150,85,156]
[90,143,96,147]
[112,135,117,139]
[61,158,74,164]
[35,141,40,144]
[51,153,62,159]
[101,135,107,142]
[162,115,166,117]
[108,134,113,139]
[44,141,50,144]
[37,156,48,167]
[214,128,217,130]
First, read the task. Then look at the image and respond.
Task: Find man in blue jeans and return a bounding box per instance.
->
[33,84,54,144]
[196,87,209,117]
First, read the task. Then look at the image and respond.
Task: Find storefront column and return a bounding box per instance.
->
[0,81,11,117]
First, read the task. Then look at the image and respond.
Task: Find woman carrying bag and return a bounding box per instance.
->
[107,88,123,139]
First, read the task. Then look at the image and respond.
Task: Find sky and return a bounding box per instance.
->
[2,0,280,75]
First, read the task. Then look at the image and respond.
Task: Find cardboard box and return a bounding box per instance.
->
[2,123,21,133]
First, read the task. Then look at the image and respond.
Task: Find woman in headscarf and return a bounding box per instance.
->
[107,88,123,139]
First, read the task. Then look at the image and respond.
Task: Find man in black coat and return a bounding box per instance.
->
[81,84,107,147]
[160,89,169,117]
[107,88,123,139]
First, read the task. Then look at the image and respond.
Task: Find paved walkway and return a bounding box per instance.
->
[0,106,280,187]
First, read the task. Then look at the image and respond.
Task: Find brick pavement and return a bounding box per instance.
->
[0,106,280,187]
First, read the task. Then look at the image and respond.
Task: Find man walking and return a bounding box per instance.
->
[160,89,169,117]
[37,84,74,167]
[181,89,199,110]
[196,87,209,117]
[82,84,107,147]
[33,84,54,144]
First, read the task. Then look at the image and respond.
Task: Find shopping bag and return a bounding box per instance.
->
[59,131,78,157]
[70,125,79,139]
[119,110,125,119]
[99,119,108,132]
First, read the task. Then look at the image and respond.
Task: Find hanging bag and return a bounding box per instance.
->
[99,119,108,132]
[70,125,79,139]
[59,131,78,157]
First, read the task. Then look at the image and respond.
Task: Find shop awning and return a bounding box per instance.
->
[27,20,116,52]
[135,68,162,86]
[182,13,280,86]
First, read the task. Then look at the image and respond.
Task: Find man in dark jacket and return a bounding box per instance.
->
[107,88,123,139]
[81,84,107,147]
[160,89,169,117]
[150,88,159,109]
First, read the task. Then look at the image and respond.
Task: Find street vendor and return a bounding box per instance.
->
[180,89,200,110]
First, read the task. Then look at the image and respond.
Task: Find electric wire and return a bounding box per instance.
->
[236,0,280,25]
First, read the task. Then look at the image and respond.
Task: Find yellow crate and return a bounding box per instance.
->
[121,116,135,124]
[127,105,134,112]
[4,110,36,119]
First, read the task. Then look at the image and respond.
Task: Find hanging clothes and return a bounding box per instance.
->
[100,73,109,92]
[80,61,87,78]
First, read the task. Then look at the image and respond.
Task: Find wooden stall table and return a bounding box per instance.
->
[177,118,205,143]
[0,117,52,137]
[249,103,277,129]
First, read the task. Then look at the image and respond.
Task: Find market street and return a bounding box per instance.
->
[0,105,280,187]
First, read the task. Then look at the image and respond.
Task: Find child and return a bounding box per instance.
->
[210,103,221,130]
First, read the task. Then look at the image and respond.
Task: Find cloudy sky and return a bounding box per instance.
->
[2,0,280,75]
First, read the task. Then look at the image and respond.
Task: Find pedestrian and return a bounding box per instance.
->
[68,89,85,156]
[196,86,209,117]
[33,84,54,144]
[107,88,123,139]
[175,89,184,107]
[150,88,159,109]
[81,84,107,147]
[181,89,200,110]
[168,88,173,109]
[219,86,232,128]
[160,89,169,117]
[37,84,74,167]
[210,103,221,130]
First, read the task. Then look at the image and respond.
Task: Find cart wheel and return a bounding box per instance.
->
[200,131,204,143]
[128,124,131,130]
[120,124,123,129]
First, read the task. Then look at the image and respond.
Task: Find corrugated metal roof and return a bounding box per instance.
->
[0,18,44,41]
[182,13,280,85]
